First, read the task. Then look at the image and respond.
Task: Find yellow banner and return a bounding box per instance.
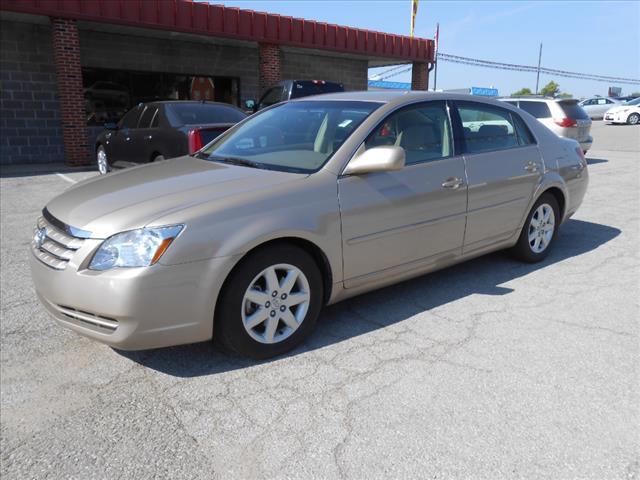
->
[410,0,419,37]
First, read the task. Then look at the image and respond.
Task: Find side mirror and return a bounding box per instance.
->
[104,122,118,130]
[343,145,405,176]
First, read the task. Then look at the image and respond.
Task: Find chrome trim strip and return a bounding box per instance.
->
[42,208,93,239]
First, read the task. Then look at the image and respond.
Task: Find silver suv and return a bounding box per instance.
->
[501,97,593,153]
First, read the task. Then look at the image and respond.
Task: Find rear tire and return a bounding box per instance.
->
[511,193,560,263]
[152,153,165,162]
[214,244,323,359]
[628,113,639,125]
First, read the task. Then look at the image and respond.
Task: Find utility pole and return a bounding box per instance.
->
[535,43,543,94]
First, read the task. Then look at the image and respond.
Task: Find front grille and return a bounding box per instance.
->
[57,304,118,332]
[32,216,85,270]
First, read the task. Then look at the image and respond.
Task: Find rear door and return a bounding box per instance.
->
[454,101,542,253]
[134,104,160,162]
[338,100,468,286]
[108,105,143,165]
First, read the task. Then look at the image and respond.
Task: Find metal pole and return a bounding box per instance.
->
[535,43,542,94]
[433,57,438,91]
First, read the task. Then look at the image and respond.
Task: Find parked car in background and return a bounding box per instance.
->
[246,79,345,112]
[31,92,588,359]
[95,101,247,174]
[578,97,622,119]
[612,95,638,103]
[502,97,593,153]
[603,97,640,125]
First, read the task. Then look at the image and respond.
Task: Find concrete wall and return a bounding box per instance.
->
[281,50,368,92]
[0,20,64,165]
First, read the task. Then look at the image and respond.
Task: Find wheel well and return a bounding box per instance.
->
[542,187,565,219]
[232,237,333,305]
[150,151,162,161]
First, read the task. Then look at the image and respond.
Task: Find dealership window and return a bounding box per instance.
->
[82,68,239,126]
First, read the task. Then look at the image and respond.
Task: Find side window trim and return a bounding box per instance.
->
[452,100,527,155]
[362,100,455,167]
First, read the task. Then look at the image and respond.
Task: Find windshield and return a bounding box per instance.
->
[199,101,381,173]
[624,97,640,106]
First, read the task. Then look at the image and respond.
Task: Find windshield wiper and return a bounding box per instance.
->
[208,156,262,169]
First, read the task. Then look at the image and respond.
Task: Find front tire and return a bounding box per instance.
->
[96,145,110,175]
[215,244,323,359]
[627,113,639,125]
[511,193,560,263]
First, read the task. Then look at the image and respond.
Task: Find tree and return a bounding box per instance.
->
[539,80,560,97]
[557,92,572,98]
[511,87,533,96]
[631,92,640,97]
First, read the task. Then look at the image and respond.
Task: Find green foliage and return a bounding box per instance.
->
[557,92,572,98]
[511,87,533,96]
[631,92,640,97]
[539,81,560,97]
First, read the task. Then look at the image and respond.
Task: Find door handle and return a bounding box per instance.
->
[442,177,464,189]
[525,161,538,173]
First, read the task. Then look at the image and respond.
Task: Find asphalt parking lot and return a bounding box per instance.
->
[1,121,638,479]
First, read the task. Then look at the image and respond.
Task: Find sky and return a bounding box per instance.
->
[216,0,640,97]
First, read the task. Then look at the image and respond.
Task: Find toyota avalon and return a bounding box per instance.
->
[30,92,588,359]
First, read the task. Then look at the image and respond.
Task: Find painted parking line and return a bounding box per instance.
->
[56,173,77,184]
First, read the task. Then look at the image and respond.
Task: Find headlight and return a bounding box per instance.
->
[89,225,184,271]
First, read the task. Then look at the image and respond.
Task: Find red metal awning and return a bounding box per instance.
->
[0,0,434,63]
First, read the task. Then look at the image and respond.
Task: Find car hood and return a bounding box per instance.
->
[46,156,306,238]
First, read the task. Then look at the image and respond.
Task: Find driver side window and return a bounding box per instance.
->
[119,106,142,129]
[364,101,453,166]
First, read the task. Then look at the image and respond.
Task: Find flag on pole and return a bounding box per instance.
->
[410,0,419,37]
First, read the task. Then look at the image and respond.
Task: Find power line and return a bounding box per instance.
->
[437,53,640,85]
[375,53,640,85]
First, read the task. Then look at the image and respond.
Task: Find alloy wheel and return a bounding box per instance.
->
[241,263,311,344]
[528,203,555,253]
[97,148,108,175]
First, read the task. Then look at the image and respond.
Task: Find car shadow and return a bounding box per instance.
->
[586,157,608,165]
[117,218,621,377]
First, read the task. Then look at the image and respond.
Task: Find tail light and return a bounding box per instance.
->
[188,129,203,154]
[554,118,578,128]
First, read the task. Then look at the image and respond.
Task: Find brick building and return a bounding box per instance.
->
[0,0,435,166]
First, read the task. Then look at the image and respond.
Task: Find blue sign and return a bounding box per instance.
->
[471,86,499,97]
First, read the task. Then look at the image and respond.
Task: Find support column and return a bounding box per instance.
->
[51,18,89,166]
[411,61,429,91]
[259,43,281,94]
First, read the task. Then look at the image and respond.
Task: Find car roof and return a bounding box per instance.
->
[502,97,579,103]
[295,90,510,108]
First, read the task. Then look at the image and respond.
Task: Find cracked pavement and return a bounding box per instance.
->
[1,122,638,479]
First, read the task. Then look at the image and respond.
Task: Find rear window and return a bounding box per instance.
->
[518,101,552,119]
[558,101,590,120]
[199,127,229,145]
[290,81,344,99]
[166,103,247,126]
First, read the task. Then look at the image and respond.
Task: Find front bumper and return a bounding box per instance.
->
[30,246,240,350]
[604,112,625,124]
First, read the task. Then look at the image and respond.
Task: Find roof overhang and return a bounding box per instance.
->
[0,0,434,65]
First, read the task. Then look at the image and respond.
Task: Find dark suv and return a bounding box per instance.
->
[247,80,344,112]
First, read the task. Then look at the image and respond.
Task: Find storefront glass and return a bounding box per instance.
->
[82,68,239,125]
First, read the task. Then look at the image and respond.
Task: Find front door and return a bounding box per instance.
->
[338,101,468,287]
[454,101,543,253]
